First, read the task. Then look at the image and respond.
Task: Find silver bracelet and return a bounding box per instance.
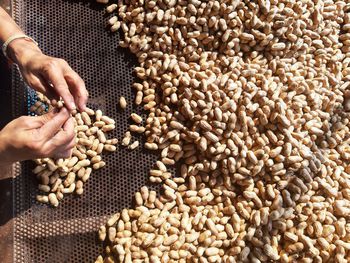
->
[2,34,38,59]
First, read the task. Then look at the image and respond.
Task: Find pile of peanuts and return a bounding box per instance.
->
[95,0,350,262]
[31,93,117,207]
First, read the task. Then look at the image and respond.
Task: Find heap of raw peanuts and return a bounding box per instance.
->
[94,0,350,262]
[31,93,118,207]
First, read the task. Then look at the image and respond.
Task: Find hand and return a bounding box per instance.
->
[0,107,75,165]
[7,39,88,111]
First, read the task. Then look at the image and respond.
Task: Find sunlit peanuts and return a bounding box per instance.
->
[119,96,127,109]
[97,0,350,262]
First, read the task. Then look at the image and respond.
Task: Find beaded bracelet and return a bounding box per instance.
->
[2,34,38,59]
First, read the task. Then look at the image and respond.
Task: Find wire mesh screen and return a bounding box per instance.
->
[11,0,159,262]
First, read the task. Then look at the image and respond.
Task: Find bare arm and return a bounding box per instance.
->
[0,7,87,164]
[0,7,24,44]
[0,7,88,111]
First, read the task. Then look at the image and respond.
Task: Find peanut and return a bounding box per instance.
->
[119,96,127,109]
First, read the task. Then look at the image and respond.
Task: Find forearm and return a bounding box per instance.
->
[0,7,41,63]
[0,7,22,44]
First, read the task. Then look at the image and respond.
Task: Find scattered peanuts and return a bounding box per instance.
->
[130,113,142,124]
[128,140,139,150]
[121,131,131,146]
[119,96,127,109]
[97,0,350,262]
[30,94,117,206]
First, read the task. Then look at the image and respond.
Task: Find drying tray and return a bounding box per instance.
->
[11,0,161,262]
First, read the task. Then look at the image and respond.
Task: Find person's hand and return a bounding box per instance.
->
[0,107,75,165]
[7,39,88,112]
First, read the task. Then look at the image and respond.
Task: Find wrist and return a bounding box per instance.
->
[6,38,42,65]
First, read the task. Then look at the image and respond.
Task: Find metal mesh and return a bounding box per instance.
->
[12,0,160,262]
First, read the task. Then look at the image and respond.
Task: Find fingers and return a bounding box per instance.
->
[50,115,75,146]
[44,138,75,159]
[40,116,76,158]
[52,140,75,159]
[18,109,58,130]
[38,107,71,139]
[63,67,88,111]
[52,115,75,140]
[33,56,88,112]
[39,77,60,102]
[51,117,75,146]
[50,128,76,158]
[40,60,77,111]
[14,110,75,160]
[26,75,59,102]
[25,75,47,95]
[53,149,73,159]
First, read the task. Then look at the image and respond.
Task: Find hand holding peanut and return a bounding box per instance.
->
[0,107,75,165]
[7,39,88,111]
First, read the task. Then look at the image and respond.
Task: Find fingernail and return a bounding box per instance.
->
[79,104,87,111]
[70,102,77,111]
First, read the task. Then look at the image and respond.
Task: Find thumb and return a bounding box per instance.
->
[38,107,70,139]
